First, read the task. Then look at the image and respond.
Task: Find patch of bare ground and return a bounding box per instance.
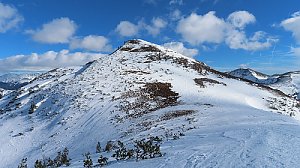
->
[131,46,161,52]
[160,110,196,121]
[123,70,151,75]
[146,53,208,75]
[194,78,226,88]
[118,82,180,118]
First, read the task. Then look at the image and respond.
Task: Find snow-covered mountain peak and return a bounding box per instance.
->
[1,40,300,167]
[229,68,267,79]
[118,39,162,53]
[229,68,278,84]
[118,39,193,60]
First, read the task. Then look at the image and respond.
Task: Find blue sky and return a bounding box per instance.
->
[0,0,299,74]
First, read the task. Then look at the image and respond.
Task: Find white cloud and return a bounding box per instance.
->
[115,18,167,37]
[163,42,199,57]
[170,9,182,21]
[177,11,277,51]
[27,17,77,44]
[227,11,255,29]
[280,11,300,43]
[0,50,104,72]
[290,47,300,57]
[169,0,183,5]
[0,2,23,33]
[145,17,167,36]
[70,35,112,52]
[27,17,113,52]
[115,21,139,37]
[177,12,227,45]
[225,30,278,51]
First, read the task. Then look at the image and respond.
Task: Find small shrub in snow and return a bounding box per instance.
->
[173,134,180,140]
[135,139,162,160]
[96,141,102,153]
[112,141,134,160]
[45,158,54,167]
[18,158,27,168]
[104,141,113,152]
[29,102,37,114]
[61,148,71,166]
[97,155,108,166]
[53,148,70,166]
[83,152,93,168]
[149,136,162,142]
[290,112,295,117]
[34,160,45,168]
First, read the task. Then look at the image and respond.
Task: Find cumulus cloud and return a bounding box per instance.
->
[227,11,256,29]
[280,11,300,43]
[115,21,139,37]
[225,30,278,51]
[0,50,104,72]
[70,35,112,52]
[0,2,23,33]
[163,42,199,57]
[27,17,112,52]
[177,12,227,45]
[145,17,167,36]
[177,11,277,51]
[115,18,167,37]
[26,17,77,44]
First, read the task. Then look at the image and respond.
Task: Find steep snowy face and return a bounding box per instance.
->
[0,39,300,167]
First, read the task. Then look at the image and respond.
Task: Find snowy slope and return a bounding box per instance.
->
[0,39,300,167]
[229,69,300,100]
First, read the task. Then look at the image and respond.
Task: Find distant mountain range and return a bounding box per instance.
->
[229,68,300,100]
[0,73,39,90]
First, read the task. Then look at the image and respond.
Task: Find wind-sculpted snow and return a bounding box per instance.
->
[0,39,299,167]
